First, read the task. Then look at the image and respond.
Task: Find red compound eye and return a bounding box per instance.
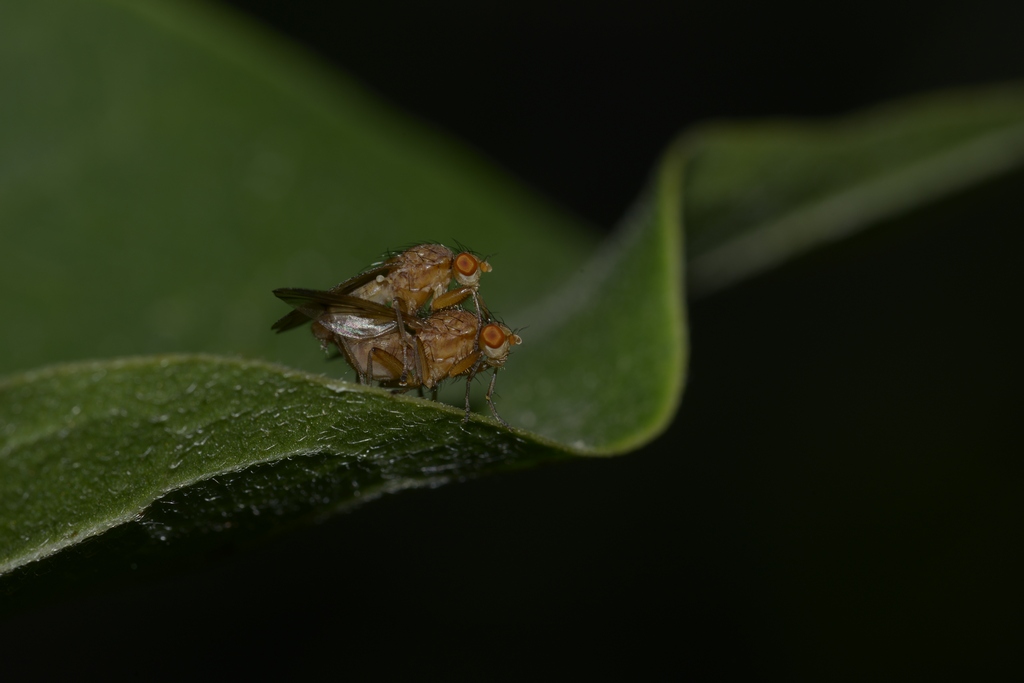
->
[454,252,479,277]
[481,323,506,349]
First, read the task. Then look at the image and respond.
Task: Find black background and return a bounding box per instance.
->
[216,0,1024,231]
[5,0,1024,677]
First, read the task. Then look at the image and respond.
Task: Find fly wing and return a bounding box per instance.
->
[272,288,407,339]
[270,258,400,333]
[271,308,314,333]
[273,288,398,318]
[329,259,396,294]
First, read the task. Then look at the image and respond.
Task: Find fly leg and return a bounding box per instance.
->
[430,287,473,311]
[390,298,422,387]
[411,336,429,397]
[462,367,477,423]
[448,352,483,422]
[484,368,509,428]
[471,290,491,326]
[391,299,410,385]
[430,288,490,327]
[366,346,405,386]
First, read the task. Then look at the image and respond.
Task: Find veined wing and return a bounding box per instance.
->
[272,288,404,339]
[270,258,400,333]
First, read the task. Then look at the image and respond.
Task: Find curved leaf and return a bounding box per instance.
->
[3,0,1024,581]
[0,0,683,578]
[683,88,1024,295]
[0,355,568,575]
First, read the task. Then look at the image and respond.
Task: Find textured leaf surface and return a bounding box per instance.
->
[0,355,562,575]
[3,0,1024,579]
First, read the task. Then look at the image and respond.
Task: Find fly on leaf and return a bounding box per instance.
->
[273,288,521,426]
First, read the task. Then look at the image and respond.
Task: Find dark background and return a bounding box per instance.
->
[218,0,1024,231]
[6,0,1024,677]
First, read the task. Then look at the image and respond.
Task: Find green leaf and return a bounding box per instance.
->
[3,0,1024,581]
[0,0,678,579]
[0,355,568,574]
[682,90,1024,295]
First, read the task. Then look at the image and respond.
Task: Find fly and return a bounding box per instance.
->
[272,288,521,426]
[271,243,491,344]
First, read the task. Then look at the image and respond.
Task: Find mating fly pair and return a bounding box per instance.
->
[272,243,521,426]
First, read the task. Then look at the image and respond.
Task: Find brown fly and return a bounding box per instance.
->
[273,243,492,385]
[272,288,521,426]
[271,243,492,342]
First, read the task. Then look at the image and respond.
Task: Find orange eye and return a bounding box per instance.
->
[454,252,479,277]
[481,323,506,349]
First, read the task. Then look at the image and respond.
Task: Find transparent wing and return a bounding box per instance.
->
[272,288,407,339]
[270,258,400,333]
